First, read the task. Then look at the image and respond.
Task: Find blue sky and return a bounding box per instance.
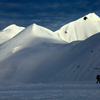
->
[0,0,100,31]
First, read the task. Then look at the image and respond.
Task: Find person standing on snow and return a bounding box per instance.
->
[96,75,100,83]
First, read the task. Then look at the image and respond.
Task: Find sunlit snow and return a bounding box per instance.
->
[0,13,100,100]
[0,24,25,44]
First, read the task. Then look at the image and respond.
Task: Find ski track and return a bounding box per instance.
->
[0,81,100,100]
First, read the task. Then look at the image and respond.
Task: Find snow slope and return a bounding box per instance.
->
[0,24,25,44]
[0,23,65,61]
[55,13,100,42]
[0,13,100,83]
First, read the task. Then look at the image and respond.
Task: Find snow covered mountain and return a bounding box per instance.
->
[0,24,25,44]
[55,13,100,42]
[0,13,100,83]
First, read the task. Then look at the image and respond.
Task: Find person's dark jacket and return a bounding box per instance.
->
[96,75,100,79]
[96,75,99,79]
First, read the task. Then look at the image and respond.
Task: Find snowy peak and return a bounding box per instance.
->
[4,24,19,31]
[0,24,25,44]
[86,13,100,21]
[55,13,100,43]
[33,23,62,40]
[13,23,65,44]
[3,24,25,33]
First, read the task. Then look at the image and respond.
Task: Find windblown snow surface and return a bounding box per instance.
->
[0,13,100,100]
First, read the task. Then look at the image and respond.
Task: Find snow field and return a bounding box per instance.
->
[0,80,100,100]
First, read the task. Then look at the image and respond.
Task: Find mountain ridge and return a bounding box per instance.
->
[0,13,100,83]
[0,24,25,44]
[54,13,100,42]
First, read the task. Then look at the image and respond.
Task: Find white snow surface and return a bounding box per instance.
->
[0,80,100,100]
[0,13,100,100]
[0,24,25,44]
[55,13,100,42]
[0,13,100,84]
